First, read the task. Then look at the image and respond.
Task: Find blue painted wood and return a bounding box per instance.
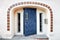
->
[24,8,37,36]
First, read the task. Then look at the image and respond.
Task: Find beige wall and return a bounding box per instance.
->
[0,0,60,40]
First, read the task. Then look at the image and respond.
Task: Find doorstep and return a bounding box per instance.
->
[2,35,49,40]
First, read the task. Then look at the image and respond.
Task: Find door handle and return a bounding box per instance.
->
[25,13,28,20]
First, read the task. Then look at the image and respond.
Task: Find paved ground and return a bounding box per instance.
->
[0,35,48,40]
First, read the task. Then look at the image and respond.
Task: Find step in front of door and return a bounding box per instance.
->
[1,35,49,40]
[1,38,48,40]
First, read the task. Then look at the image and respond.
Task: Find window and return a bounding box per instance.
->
[40,13,42,32]
[18,13,20,32]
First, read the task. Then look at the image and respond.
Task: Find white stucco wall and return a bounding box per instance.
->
[0,0,60,40]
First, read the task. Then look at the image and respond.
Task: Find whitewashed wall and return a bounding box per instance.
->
[0,0,60,40]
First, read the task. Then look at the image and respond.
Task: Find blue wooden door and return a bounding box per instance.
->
[23,8,37,36]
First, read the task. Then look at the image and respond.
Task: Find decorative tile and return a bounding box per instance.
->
[7,17,10,19]
[7,14,10,16]
[7,29,10,31]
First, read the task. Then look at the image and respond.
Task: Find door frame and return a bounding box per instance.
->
[37,9,46,35]
[15,8,23,35]
[14,7,49,36]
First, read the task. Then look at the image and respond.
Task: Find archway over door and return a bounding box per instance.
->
[7,2,53,34]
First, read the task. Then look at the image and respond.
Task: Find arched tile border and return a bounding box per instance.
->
[7,2,53,32]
